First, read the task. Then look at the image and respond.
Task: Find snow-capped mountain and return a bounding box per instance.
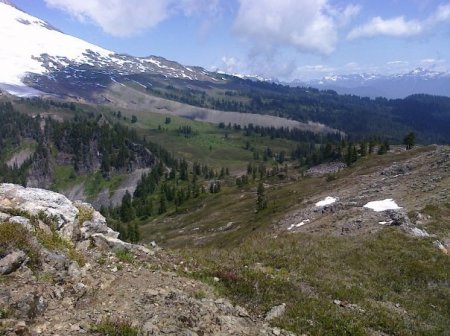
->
[295,68,450,99]
[0,1,223,97]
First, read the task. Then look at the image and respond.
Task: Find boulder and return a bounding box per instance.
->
[91,233,153,255]
[265,303,286,321]
[0,184,78,240]
[0,250,27,275]
[8,216,33,231]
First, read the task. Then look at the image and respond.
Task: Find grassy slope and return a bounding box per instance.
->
[102,107,300,172]
[162,147,450,336]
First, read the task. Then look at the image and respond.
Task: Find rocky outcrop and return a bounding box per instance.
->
[0,184,293,335]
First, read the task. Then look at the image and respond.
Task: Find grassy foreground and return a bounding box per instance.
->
[183,226,450,335]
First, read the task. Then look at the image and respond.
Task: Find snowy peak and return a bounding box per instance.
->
[0,1,222,97]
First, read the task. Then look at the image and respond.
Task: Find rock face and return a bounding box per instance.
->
[0,183,118,242]
[0,183,78,237]
[0,183,292,335]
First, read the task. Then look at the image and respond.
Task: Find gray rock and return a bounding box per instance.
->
[8,216,33,231]
[0,183,79,240]
[91,233,153,255]
[386,210,411,226]
[0,250,27,275]
[12,292,47,319]
[0,211,11,222]
[265,303,286,321]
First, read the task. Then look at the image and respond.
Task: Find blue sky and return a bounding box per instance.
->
[12,0,450,80]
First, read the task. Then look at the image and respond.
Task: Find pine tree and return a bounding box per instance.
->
[158,193,167,214]
[256,182,267,211]
[403,132,416,150]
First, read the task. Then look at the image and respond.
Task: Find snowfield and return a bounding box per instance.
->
[0,2,112,88]
[364,199,401,212]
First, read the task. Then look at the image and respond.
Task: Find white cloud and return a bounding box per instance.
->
[233,0,358,55]
[44,0,220,37]
[348,17,423,39]
[348,3,450,40]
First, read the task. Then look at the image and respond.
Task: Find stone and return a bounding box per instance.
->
[0,184,79,240]
[0,211,11,222]
[11,292,47,319]
[8,216,33,231]
[91,233,153,255]
[265,303,286,321]
[68,262,83,279]
[0,250,27,275]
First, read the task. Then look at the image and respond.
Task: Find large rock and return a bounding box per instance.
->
[0,250,27,275]
[0,184,78,239]
[0,184,117,243]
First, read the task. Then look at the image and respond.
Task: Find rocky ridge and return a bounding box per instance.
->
[0,183,293,335]
[278,146,450,254]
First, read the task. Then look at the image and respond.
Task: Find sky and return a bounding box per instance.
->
[11,0,450,81]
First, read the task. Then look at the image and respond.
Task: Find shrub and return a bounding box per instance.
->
[76,205,94,225]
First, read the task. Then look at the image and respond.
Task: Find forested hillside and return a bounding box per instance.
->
[0,99,166,191]
[142,75,450,143]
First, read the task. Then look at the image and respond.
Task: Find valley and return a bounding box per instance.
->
[1,1,450,335]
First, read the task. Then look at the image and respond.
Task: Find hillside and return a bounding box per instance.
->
[1,1,450,144]
[0,183,292,335]
[1,146,449,335]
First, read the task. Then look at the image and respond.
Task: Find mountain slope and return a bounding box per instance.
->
[0,2,222,97]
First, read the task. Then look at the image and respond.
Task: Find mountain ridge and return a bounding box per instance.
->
[0,1,224,97]
[291,68,450,98]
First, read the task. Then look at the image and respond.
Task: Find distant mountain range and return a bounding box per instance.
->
[292,68,450,99]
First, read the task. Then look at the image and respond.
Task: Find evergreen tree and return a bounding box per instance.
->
[120,191,135,222]
[256,182,267,211]
[403,132,416,150]
[158,193,167,214]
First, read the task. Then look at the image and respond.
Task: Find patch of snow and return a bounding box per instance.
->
[315,196,337,207]
[287,219,310,231]
[0,83,43,97]
[364,199,401,212]
[378,221,393,225]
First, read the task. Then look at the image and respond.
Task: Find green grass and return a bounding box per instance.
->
[0,306,9,319]
[103,108,299,172]
[52,167,125,199]
[0,221,40,268]
[0,139,36,164]
[115,249,135,263]
[92,317,141,336]
[184,229,450,335]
